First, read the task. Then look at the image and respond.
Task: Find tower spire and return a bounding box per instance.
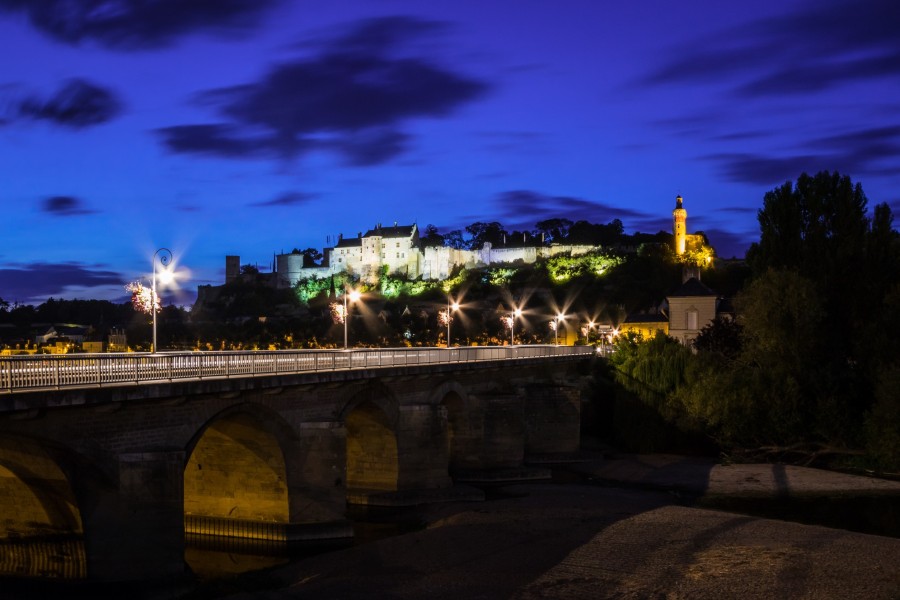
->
[672,194,687,255]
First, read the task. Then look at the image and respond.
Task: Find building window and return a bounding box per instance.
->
[396,242,400,248]
[687,309,699,330]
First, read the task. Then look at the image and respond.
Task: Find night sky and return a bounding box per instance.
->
[1,0,899,306]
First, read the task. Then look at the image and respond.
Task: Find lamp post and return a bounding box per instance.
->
[510,308,522,346]
[555,312,565,345]
[151,248,173,354]
[343,288,361,349]
[446,297,460,347]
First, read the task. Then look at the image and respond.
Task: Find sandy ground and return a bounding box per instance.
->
[209,456,900,599]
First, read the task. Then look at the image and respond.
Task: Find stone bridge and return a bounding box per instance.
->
[0,346,593,581]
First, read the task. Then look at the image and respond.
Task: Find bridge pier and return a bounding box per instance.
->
[289,420,352,534]
[479,393,526,469]
[396,404,452,489]
[84,451,185,581]
[523,384,581,455]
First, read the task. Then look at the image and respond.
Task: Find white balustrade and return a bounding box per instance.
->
[0,345,594,394]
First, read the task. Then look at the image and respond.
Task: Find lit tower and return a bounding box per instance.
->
[672,195,687,255]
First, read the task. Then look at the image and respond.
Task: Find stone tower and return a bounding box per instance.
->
[672,195,687,255]
[225,255,241,283]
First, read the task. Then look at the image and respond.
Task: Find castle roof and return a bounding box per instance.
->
[334,237,362,248]
[668,277,716,298]
[364,224,416,239]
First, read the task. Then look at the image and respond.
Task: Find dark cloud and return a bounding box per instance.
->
[813,125,900,157]
[703,123,900,186]
[493,190,653,231]
[17,79,121,128]
[157,124,278,157]
[703,152,836,186]
[0,0,282,50]
[647,0,900,96]
[42,196,96,216]
[333,128,410,166]
[156,16,487,165]
[252,191,319,207]
[0,262,123,304]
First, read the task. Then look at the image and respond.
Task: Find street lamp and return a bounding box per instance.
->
[152,248,173,354]
[510,307,522,346]
[446,297,460,347]
[555,312,565,345]
[343,288,361,349]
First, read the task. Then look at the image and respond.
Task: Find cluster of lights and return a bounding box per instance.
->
[329,302,346,324]
[125,281,158,314]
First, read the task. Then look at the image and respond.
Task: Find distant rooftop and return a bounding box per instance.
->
[668,277,716,297]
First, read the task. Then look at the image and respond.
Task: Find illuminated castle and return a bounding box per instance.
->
[673,195,687,255]
[228,195,711,289]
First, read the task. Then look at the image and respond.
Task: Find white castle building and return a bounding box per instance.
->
[268,221,599,288]
[274,223,424,287]
[221,197,695,289]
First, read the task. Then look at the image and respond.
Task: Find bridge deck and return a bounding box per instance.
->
[1,345,595,395]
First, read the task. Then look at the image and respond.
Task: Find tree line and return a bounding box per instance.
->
[605,171,900,471]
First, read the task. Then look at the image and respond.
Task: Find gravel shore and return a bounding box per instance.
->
[213,455,900,599]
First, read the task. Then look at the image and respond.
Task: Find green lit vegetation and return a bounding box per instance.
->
[545,249,624,282]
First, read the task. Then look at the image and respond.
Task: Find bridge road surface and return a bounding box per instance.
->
[210,464,900,599]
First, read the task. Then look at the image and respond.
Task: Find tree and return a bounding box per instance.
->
[535,218,573,243]
[692,317,743,361]
[420,224,444,247]
[465,221,507,249]
[444,229,466,250]
[748,172,874,314]
[300,248,323,267]
[745,172,900,430]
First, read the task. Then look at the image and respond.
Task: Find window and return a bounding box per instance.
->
[687,309,699,330]
[396,242,400,248]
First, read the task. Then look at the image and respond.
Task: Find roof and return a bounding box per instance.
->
[668,277,717,298]
[334,237,362,248]
[363,224,416,239]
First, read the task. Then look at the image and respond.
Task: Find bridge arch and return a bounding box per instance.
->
[340,382,400,492]
[0,435,87,578]
[184,403,300,525]
[427,380,473,472]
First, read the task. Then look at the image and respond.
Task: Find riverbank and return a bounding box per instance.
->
[6,453,900,599]
[197,453,900,599]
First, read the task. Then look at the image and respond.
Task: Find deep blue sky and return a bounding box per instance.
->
[2,0,899,306]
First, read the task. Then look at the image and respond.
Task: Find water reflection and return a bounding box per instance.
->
[0,536,85,579]
[185,533,352,580]
[185,505,425,580]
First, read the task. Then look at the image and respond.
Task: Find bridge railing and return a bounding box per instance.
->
[0,345,595,394]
